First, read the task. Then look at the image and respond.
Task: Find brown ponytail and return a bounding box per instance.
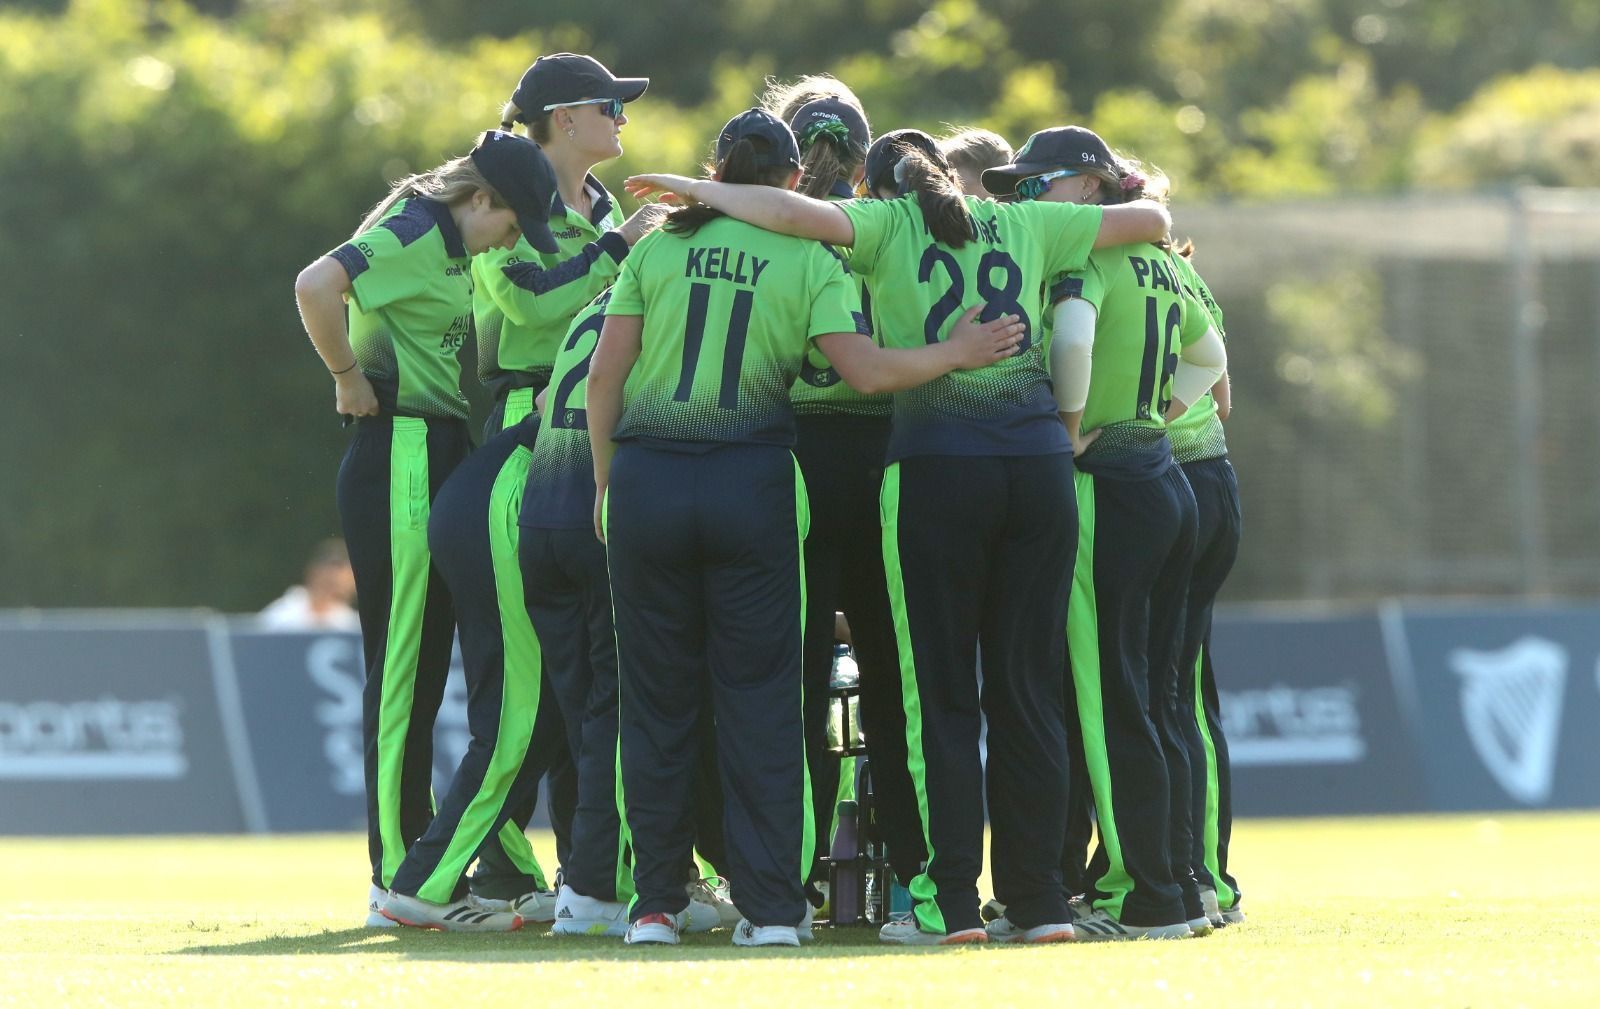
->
[797,131,864,200]
[897,147,974,248]
[666,138,796,237]
[500,98,553,144]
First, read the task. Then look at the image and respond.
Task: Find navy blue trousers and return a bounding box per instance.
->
[881,452,1077,935]
[520,526,632,902]
[1179,456,1243,907]
[791,414,924,887]
[388,419,568,902]
[607,441,811,928]
[1069,460,1199,927]
[338,415,469,891]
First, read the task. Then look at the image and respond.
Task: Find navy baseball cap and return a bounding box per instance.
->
[864,129,949,196]
[790,98,870,152]
[469,131,560,254]
[982,126,1116,196]
[510,53,648,121]
[716,108,802,170]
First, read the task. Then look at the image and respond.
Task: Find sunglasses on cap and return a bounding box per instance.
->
[543,97,625,120]
[1016,169,1081,201]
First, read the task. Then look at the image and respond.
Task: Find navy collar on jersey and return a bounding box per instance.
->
[550,174,615,228]
[418,197,468,259]
[829,180,856,201]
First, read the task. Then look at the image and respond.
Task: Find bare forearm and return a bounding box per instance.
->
[1094,200,1172,248]
[586,376,622,487]
[681,180,853,245]
[294,260,357,372]
[1062,409,1083,442]
[828,339,966,395]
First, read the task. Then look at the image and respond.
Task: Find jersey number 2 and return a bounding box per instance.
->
[548,311,606,430]
[674,282,752,410]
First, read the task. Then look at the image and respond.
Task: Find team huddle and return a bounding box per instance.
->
[293,51,1242,948]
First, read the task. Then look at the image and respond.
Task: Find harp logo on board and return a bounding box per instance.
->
[1450,637,1566,805]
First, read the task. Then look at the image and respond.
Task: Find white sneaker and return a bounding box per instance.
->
[798,899,815,942]
[984,916,1074,944]
[733,919,801,947]
[551,884,629,937]
[380,891,525,932]
[979,898,1007,923]
[1221,900,1245,926]
[366,883,398,928]
[624,911,683,945]
[1186,915,1214,936]
[878,916,987,946]
[687,876,741,929]
[1199,885,1226,929]
[509,889,558,923]
[1071,907,1191,941]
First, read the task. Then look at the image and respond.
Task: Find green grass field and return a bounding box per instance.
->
[3,813,1598,1008]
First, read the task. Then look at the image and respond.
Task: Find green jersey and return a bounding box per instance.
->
[789,183,892,418]
[838,195,1103,460]
[607,216,865,448]
[330,197,472,420]
[520,291,610,530]
[1050,243,1211,476]
[1165,255,1229,464]
[472,176,625,401]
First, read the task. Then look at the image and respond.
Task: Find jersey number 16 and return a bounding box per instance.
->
[1139,296,1182,420]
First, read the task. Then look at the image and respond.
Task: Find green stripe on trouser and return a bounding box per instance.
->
[376,418,435,887]
[1192,645,1234,908]
[1066,469,1137,920]
[878,462,945,935]
[493,820,546,891]
[602,490,641,912]
[502,387,536,430]
[794,453,816,888]
[416,444,543,904]
[615,737,635,901]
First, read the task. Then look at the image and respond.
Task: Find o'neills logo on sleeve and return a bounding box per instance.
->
[1221,685,1365,766]
[0,697,187,780]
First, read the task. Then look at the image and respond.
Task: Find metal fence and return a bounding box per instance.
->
[1179,189,1600,602]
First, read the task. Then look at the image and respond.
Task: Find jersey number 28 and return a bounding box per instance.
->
[918,247,1032,351]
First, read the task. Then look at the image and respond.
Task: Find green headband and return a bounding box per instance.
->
[799,119,854,151]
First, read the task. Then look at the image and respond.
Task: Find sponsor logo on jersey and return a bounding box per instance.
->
[440,313,470,352]
[1450,637,1566,805]
[0,697,187,780]
[551,227,584,240]
[1221,684,1365,766]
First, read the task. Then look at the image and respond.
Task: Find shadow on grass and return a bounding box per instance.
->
[177,924,1013,962]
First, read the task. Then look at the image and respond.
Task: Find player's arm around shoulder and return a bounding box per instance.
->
[1095,199,1171,249]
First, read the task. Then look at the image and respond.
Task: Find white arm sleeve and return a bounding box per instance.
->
[1049,299,1097,413]
[1171,326,1228,406]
